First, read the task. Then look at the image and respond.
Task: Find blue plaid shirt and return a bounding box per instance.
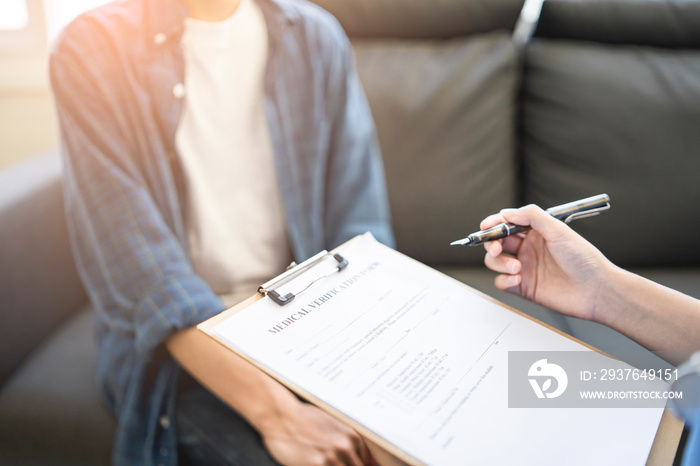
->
[49,0,394,464]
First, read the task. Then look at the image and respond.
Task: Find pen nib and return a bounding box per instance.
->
[450,237,471,246]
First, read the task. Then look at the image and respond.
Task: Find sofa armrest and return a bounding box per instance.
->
[0,149,87,386]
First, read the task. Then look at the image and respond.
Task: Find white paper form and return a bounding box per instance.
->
[207,234,664,466]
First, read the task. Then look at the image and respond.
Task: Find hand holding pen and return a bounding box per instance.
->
[455,194,613,321]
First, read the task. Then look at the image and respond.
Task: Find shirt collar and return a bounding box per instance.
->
[143,0,188,46]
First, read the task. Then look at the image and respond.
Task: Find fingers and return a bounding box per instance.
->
[479,212,506,230]
[484,250,521,275]
[484,233,525,257]
[498,206,537,227]
[483,239,503,257]
[324,424,372,466]
[345,433,374,466]
[479,204,571,257]
[482,204,553,233]
[262,400,375,466]
[303,430,369,466]
[484,250,523,294]
[356,438,377,466]
[494,272,522,292]
[335,440,367,466]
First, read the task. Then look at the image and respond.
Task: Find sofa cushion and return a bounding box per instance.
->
[521,40,700,267]
[0,150,88,385]
[0,307,115,465]
[355,32,519,266]
[310,0,524,39]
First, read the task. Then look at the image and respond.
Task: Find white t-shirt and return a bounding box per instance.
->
[176,0,291,306]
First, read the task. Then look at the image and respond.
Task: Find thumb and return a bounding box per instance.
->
[500,204,570,242]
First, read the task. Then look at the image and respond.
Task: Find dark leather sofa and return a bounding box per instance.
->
[2,0,699,464]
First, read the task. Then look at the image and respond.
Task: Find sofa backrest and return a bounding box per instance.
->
[313,0,524,266]
[311,0,524,39]
[0,150,88,386]
[521,0,700,267]
[536,0,700,49]
[355,35,520,266]
[317,0,700,269]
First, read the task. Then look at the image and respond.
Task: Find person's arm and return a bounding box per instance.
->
[481,205,700,362]
[51,20,374,465]
[50,25,223,361]
[167,329,374,466]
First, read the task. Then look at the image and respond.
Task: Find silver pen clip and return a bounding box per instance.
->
[563,202,611,224]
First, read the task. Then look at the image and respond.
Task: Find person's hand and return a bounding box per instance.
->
[260,399,377,466]
[481,204,614,322]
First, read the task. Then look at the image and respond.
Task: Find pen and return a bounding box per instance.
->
[450,193,611,246]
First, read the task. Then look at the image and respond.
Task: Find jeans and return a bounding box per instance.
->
[177,384,280,466]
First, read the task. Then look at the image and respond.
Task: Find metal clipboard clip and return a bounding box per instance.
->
[257,251,349,306]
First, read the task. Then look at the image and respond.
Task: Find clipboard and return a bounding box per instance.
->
[199,235,415,465]
[198,233,682,466]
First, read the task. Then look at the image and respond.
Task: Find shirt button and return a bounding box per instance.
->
[172,83,186,99]
[160,447,168,456]
[159,415,171,429]
[154,32,167,45]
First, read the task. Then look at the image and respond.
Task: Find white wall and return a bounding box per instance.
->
[0,85,58,169]
[0,0,58,170]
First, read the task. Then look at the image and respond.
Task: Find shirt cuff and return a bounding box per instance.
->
[134,273,224,359]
